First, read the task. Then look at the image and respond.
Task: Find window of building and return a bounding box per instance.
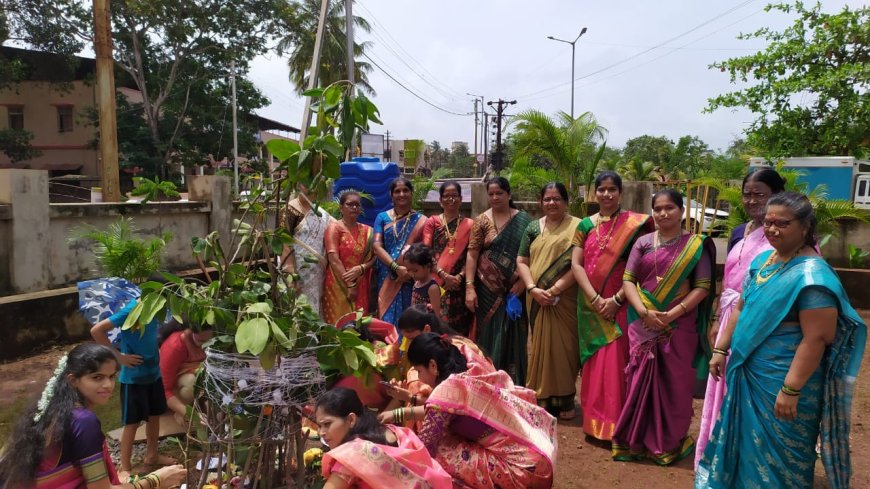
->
[57,105,74,133]
[7,106,24,130]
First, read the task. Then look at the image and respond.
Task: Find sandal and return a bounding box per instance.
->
[559,409,577,421]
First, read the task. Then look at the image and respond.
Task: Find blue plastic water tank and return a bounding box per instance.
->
[334,158,400,226]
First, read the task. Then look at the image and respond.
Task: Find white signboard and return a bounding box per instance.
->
[361,133,385,159]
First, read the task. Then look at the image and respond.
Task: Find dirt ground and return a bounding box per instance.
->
[2,318,869,489]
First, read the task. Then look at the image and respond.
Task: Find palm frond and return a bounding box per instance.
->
[70,217,172,284]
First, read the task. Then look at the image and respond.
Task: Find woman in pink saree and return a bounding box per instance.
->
[410,332,557,489]
[572,171,653,441]
[317,387,452,489]
[693,168,785,465]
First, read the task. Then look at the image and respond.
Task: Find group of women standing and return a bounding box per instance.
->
[281,169,865,488]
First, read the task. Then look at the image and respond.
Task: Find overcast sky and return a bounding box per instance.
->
[250,0,862,153]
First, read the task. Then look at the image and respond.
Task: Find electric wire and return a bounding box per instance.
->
[514,0,760,100]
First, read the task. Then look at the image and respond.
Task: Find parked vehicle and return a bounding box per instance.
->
[687,199,728,236]
[749,156,870,209]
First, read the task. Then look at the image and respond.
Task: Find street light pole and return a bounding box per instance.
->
[547,26,587,120]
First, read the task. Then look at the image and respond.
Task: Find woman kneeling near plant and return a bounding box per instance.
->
[409,332,557,489]
[316,387,452,489]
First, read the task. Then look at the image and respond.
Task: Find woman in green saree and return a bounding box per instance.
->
[464,177,532,386]
[517,182,581,418]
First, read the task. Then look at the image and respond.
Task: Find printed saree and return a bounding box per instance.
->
[695,253,867,488]
[420,370,557,489]
[521,216,582,413]
[470,211,532,385]
[322,425,453,489]
[694,223,771,466]
[611,233,715,465]
[374,210,425,325]
[574,211,652,441]
[422,215,475,337]
[322,221,374,325]
[281,200,334,316]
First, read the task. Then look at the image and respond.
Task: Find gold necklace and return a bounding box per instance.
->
[543,214,566,237]
[392,209,412,240]
[754,248,801,285]
[594,209,621,251]
[440,214,460,254]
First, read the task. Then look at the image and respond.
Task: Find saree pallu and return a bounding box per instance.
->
[574,211,652,440]
[473,211,532,385]
[375,211,424,325]
[695,224,771,466]
[422,215,475,337]
[35,409,120,489]
[522,216,582,413]
[282,203,333,316]
[322,222,374,325]
[695,254,867,489]
[424,371,557,489]
[322,425,453,489]
[611,233,715,465]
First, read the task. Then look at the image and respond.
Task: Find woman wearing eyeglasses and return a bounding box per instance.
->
[694,168,785,466]
[517,182,582,418]
[322,190,376,325]
[696,192,866,488]
[422,181,475,337]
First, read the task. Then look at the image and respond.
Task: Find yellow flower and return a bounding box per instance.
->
[304,447,323,466]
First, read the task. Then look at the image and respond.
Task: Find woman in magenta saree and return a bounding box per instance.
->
[694,168,785,466]
[410,333,557,489]
[572,171,653,441]
[611,189,716,465]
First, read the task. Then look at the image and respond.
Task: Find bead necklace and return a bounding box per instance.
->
[440,214,459,254]
[653,231,683,282]
[594,208,621,251]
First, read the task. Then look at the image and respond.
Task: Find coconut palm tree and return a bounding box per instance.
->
[620,159,660,182]
[277,0,374,95]
[509,110,607,198]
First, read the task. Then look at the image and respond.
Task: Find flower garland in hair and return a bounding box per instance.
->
[33,354,68,423]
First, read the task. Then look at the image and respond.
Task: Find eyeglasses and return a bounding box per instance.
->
[343,202,361,208]
[742,192,770,201]
[542,197,564,203]
[762,218,793,229]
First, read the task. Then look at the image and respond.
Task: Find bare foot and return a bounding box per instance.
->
[118,470,132,482]
[143,454,179,466]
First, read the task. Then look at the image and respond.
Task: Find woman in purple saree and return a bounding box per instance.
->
[694,168,785,466]
[611,189,716,465]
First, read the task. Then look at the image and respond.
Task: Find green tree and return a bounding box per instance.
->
[622,135,674,176]
[671,135,714,178]
[0,128,41,163]
[509,110,607,197]
[706,2,870,158]
[278,0,374,95]
[6,0,298,178]
[447,142,475,178]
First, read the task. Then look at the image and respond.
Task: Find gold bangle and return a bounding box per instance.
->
[679,302,688,313]
[526,283,536,292]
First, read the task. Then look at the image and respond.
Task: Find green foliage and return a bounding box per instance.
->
[0,128,41,163]
[706,2,870,158]
[848,245,870,268]
[71,217,172,284]
[411,167,452,209]
[124,85,380,377]
[504,156,559,201]
[445,142,475,178]
[509,109,607,198]
[278,0,375,95]
[622,135,673,174]
[130,176,181,203]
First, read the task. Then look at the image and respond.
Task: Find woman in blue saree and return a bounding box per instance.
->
[696,192,867,488]
[373,177,426,325]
